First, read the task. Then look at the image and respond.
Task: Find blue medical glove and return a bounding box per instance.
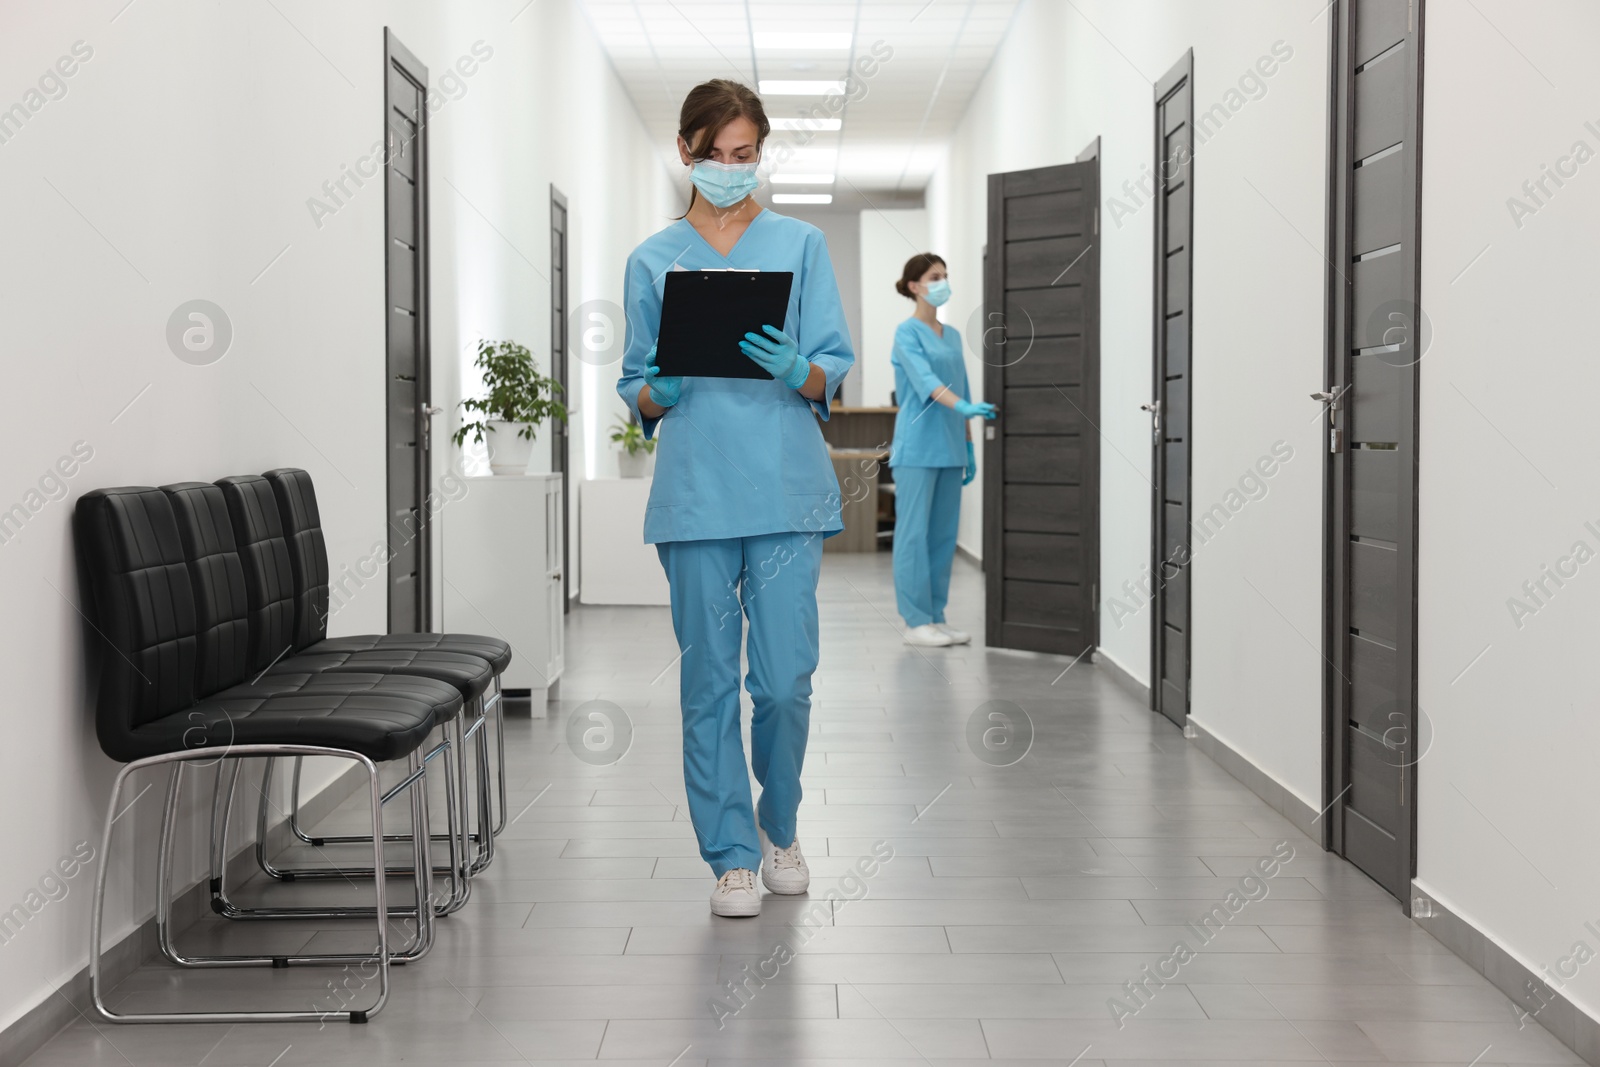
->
[954,398,997,420]
[963,440,977,486]
[739,324,811,390]
[643,342,682,407]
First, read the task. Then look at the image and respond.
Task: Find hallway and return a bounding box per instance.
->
[29,553,1576,1065]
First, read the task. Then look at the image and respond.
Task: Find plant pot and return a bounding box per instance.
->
[486,420,536,475]
[617,449,653,479]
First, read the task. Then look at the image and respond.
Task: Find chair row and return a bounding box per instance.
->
[75,467,513,1025]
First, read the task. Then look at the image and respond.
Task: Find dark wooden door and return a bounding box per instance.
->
[1322,0,1424,903]
[1150,51,1194,727]
[981,160,1100,656]
[550,186,570,613]
[384,29,431,633]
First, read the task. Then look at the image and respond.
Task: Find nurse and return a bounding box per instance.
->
[889,253,997,647]
[616,78,855,917]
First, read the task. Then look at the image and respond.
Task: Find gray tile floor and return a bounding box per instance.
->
[29,552,1579,1064]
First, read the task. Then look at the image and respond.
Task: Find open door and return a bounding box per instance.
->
[1321,0,1425,903]
[981,159,1100,656]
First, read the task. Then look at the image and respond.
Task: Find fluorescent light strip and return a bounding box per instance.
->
[772,173,836,184]
[759,80,845,95]
[770,117,841,132]
[753,32,852,50]
[778,148,838,165]
[772,193,833,204]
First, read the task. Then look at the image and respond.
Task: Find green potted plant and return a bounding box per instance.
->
[452,339,567,475]
[610,416,655,478]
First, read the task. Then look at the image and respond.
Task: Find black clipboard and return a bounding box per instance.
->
[655,270,795,379]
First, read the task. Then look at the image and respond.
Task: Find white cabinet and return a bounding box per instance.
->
[580,478,670,606]
[442,473,563,710]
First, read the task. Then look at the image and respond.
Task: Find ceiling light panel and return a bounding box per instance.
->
[579,0,1024,201]
[752,32,853,50]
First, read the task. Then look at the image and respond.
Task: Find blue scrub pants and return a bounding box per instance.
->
[655,531,823,877]
[891,465,963,628]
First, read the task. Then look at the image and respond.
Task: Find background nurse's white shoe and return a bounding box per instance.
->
[904,623,953,646]
[710,867,762,916]
[935,622,971,644]
[758,826,810,893]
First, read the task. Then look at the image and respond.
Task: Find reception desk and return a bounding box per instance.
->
[820,406,897,553]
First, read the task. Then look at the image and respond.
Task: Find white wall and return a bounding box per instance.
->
[780,206,863,405]
[1414,0,1600,1025]
[0,0,671,1033]
[932,0,1600,1036]
[859,208,930,409]
[927,0,1330,806]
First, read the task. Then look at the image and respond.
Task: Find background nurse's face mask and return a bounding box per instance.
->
[922,278,952,307]
[690,157,762,208]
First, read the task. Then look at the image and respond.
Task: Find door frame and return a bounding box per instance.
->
[1319,0,1425,896]
[550,184,570,613]
[383,28,431,632]
[1077,135,1102,653]
[1149,49,1194,726]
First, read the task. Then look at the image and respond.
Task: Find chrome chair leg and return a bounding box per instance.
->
[92,745,409,1024]
[175,747,433,961]
[215,742,463,921]
[251,737,462,887]
[469,699,496,874]
[281,706,495,864]
[489,676,509,837]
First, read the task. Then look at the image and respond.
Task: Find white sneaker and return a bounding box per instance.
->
[710,867,761,917]
[758,826,810,894]
[904,623,953,646]
[935,622,971,644]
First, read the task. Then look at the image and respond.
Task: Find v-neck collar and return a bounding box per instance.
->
[680,207,767,262]
[911,315,946,342]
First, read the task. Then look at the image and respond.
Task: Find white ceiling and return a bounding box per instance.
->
[578,0,1023,211]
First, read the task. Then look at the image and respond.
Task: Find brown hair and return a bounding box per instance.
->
[675,79,770,218]
[896,253,947,299]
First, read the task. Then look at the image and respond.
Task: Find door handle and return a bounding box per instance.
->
[1140,400,1161,437]
[1309,384,1349,411]
[422,404,443,418]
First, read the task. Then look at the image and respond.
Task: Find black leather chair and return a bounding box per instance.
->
[212,474,503,885]
[76,487,459,1024]
[171,479,487,909]
[261,468,514,866]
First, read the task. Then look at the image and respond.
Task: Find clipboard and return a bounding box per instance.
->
[655,270,795,379]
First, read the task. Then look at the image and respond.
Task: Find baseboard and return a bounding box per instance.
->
[1411,884,1600,1064]
[1183,718,1320,841]
[955,541,981,569]
[0,760,368,1067]
[1090,647,1149,703]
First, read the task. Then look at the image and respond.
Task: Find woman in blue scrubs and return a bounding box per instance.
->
[616,79,854,917]
[889,253,997,647]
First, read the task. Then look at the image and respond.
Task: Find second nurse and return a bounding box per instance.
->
[889,252,997,646]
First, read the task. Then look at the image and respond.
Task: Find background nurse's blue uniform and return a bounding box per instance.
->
[616,209,854,877]
[889,317,969,629]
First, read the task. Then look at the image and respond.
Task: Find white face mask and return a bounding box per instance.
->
[689,157,762,208]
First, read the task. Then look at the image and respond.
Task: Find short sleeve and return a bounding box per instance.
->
[615,251,663,439]
[890,322,947,403]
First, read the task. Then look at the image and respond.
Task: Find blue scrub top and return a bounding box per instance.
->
[889,316,968,469]
[616,209,856,545]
